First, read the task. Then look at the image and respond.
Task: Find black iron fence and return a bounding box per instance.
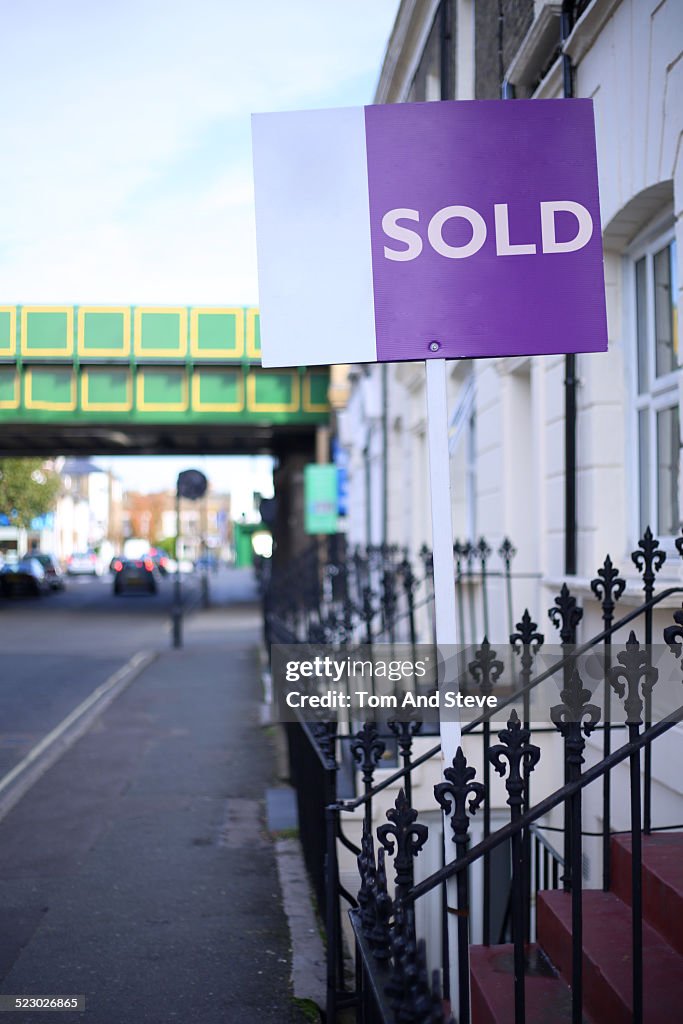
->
[263,528,683,1024]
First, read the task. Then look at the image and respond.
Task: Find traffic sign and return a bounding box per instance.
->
[177,469,208,501]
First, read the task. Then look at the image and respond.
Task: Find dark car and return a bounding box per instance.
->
[0,557,51,597]
[112,557,157,595]
[30,552,65,591]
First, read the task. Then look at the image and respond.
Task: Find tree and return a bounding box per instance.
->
[0,458,60,529]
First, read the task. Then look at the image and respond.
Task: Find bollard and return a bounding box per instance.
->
[172,563,183,649]
[172,604,183,648]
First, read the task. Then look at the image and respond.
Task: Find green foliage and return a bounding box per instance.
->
[291,998,321,1022]
[0,459,60,529]
[154,536,177,558]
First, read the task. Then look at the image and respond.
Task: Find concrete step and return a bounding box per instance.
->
[611,832,683,956]
[470,943,595,1024]
[537,889,683,1024]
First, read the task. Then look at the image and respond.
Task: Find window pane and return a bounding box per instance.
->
[654,243,676,377]
[639,408,650,535]
[657,405,680,536]
[636,257,648,393]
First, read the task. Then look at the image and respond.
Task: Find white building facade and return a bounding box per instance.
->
[338,0,683,642]
[334,0,683,907]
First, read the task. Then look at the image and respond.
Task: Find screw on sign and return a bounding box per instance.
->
[177,469,208,501]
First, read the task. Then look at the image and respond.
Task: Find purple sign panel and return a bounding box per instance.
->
[365,99,606,362]
[252,99,608,367]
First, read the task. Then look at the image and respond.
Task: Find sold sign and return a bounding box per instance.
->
[252,99,607,368]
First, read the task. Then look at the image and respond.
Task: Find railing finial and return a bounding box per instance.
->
[590,554,626,622]
[377,788,428,900]
[489,710,541,807]
[434,746,485,847]
[549,583,583,645]
[608,631,659,725]
[631,526,666,597]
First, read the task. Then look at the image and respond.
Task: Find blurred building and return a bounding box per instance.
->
[50,458,123,560]
[122,489,232,563]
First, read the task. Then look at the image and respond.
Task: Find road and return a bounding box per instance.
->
[0,567,306,1023]
[0,570,208,781]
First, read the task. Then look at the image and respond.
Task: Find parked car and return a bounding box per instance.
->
[0,558,50,597]
[112,557,158,595]
[30,552,65,591]
[66,551,102,576]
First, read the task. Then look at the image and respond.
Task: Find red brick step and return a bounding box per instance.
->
[537,888,683,1024]
[470,943,595,1024]
[611,832,683,956]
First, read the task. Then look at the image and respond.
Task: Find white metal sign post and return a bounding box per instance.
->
[425,354,462,1007]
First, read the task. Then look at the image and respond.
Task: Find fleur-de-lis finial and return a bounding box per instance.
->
[510,609,544,670]
[377,788,428,898]
[498,537,517,571]
[434,747,485,847]
[361,585,375,639]
[488,710,541,808]
[550,665,601,766]
[453,539,464,577]
[608,631,658,725]
[549,583,583,645]
[477,536,492,567]
[387,716,422,758]
[419,544,433,579]
[631,527,666,596]
[468,637,504,695]
[590,555,626,622]
[663,608,683,661]
[341,596,356,641]
[382,567,398,622]
[350,721,385,786]
[397,555,416,596]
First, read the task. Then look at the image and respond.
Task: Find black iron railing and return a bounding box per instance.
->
[263,528,683,1024]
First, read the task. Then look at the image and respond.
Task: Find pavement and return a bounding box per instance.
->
[0,570,320,1024]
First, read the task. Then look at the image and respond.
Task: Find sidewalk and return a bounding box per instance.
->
[0,572,310,1023]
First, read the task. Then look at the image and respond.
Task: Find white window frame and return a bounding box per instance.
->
[626,215,680,550]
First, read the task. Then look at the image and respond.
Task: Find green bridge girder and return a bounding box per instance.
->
[0,305,330,455]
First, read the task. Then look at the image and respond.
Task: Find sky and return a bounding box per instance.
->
[95,454,277,522]
[1,0,399,502]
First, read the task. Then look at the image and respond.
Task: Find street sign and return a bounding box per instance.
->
[332,439,349,517]
[177,469,208,501]
[252,98,607,367]
[304,464,338,535]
